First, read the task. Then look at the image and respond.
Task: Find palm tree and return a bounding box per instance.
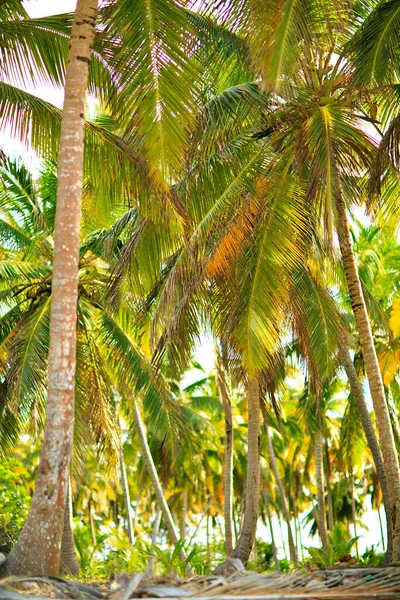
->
[5,1,98,574]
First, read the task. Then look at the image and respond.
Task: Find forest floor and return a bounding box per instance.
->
[1,566,400,600]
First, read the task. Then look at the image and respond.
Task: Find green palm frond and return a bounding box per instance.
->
[1,296,50,439]
[96,309,183,441]
[291,267,342,382]
[347,0,400,84]
[104,0,200,181]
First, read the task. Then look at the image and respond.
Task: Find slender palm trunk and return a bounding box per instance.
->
[120,444,135,545]
[340,340,393,562]
[60,480,80,576]
[336,194,400,563]
[315,431,329,555]
[264,418,298,565]
[261,477,280,572]
[132,400,187,561]
[4,0,97,576]
[215,351,234,556]
[230,378,260,564]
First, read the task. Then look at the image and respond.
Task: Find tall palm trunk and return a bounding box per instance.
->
[132,399,187,561]
[4,0,97,576]
[60,480,80,576]
[315,431,329,555]
[215,350,234,556]
[340,339,393,562]
[336,194,400,563]
[264,418,298,566]
[148,506,162,575]
[120,444,135,545]
[229,378,260,564]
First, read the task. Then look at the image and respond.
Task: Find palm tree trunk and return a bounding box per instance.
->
[315,431,329,555]
[215,350,234,556]
[60,480,80,576]
[132,399,187,561]
[261,477,280,572]
[340,340,393,562]
[336,194,400,563]
[120,444,135,545]
[4,0,97,576]
[230,378,260,564]
[264,418,298,566]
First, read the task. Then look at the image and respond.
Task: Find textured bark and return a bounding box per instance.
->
[120,445,135,545]
[336,194,400,564]
[60,481,80,576]
[132,400,187,561]
[261,477,280,572]
[215,351,234,556]
[264,419,298,566]
[340,340,393,562]
[315,431,329,555]
[230,378,260,564]
[5,0,97,576]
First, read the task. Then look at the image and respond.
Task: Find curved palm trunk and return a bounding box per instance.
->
[315,431,329,555]
[215,351,234,556]
[120,444,135,545]
[264,419,298,566]
[4,0,97,576]
[60,481,80,576]
[230,378,260,564]
[336,195,400,563]
[132,400,187,561]
[340,340,393,562]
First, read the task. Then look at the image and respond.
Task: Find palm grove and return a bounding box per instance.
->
[0,0,400,576]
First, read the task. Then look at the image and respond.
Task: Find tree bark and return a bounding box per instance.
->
[336,194,400,563]
[132,399,187,561]
[4,0,97,576]
[60,480,80,576]
[315,431,329,555]
[230,378,260,564]
[215,350,234,556]
[264,418,298,566]
[120,444,135,545]
[325,446,334,531]
[340,339,393,562]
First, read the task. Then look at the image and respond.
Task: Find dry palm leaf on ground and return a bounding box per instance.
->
[2,567,400,600]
